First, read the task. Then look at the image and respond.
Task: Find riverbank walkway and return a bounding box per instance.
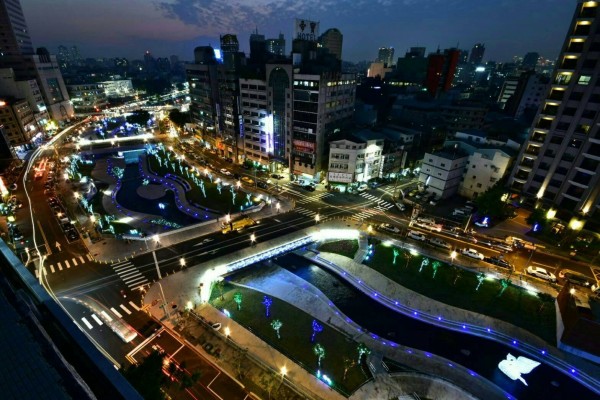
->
[143,220,600,399]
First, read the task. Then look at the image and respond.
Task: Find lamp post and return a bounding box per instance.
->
[276,202,280,214]
[179,258,186,269]
[250,233,256,246]
[224,326,231,339]
[450,250,457,266]
[315,214,320,224]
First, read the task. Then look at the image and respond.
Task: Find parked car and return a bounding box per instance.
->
[211,322,222,331]
[271,173,284,180]
[220,168,232,176]
[291,179,307,187]
[407,230,427,241]
[378,223,401,234]
[484,256,513,270]
[558,269,591,288]
[461,248,485,260]
[257,180,268,189]
[357,183,368,192]
[241,176,254,184]
[526,266,557,283]
[429,237,451,250]
[394,202,406,212]
[303,184,315,192]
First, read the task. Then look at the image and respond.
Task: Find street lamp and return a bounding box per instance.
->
[180,258,186,268]
[280,366,287,383]
[250,233,256,245]
[275,202,281,213]
[367,225,373,234]
[315,214,320,224]
[224,326,231,339]
[225,214,231,223]
[237,180,241,189]
[74,191,80,199]
[450,250,457,265]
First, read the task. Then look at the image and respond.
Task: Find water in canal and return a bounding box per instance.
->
[233,253,598,400]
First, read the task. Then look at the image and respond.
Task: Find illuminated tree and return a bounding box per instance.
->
[431,261,441,278]
[452,266,462,285]
[343,357,356,381]
[311,320,323,342]
[404,252,412,269]
[537,292,555,313]
[271,319,283,339]
[313,343,325,368]
[475,273,485,291]
[419,257,430,272]
[262,295,273,317]
[392,248,400,265]
[357,343,371,363]
[498,279,511,297]
[233,292,243,310]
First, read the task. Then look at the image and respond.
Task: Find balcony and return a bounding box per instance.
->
[524,146,541,157]
[530,134,546,143]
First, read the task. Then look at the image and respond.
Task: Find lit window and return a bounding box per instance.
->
[578,75,592,85]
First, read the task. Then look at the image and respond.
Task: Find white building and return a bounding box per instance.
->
[99,79,133,97]
[26,53,74,122]
[0,67,49,131]
[328,136,384,186]
[419,146,469,199]
[459,147,512,199]
[454,129,520,151]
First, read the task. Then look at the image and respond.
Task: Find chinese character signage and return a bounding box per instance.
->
[295,19,320,42]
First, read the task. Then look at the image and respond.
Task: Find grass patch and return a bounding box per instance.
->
[147,152,260,214]
[364,243,556,344]
[318,240,359,259]
[210,284,372,397]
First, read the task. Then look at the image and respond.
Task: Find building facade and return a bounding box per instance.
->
[376,47,395,67]
[459,146,512,199]
[0,97,37,148]
[319,28,343,61]
[328,137,383,185]
[508,0,600,217]
[503,71,550,119]
[419,146,469,199]
[469,43,485,65]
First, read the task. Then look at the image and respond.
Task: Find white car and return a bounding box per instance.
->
[526,266,557,283]
[429,237,451,250]
[378,223,401,234]
[357,183,368,192]
[395,202,406,212]
[461,248,485,260]
[407,230,427,241]
[220,168,232,176]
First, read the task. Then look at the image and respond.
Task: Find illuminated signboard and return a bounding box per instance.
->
[294,19,320,42]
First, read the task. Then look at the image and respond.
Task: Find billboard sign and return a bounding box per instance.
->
[295,19,320,42]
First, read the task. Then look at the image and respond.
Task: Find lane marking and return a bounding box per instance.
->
[130,282,149,291]
[72,258,78,266]
[110,307,123,318]
[81,317,93,329]
[79,256,85,264]
[50,265,55,273]
[65,260,70,269]
[128,301,141,311]
[91,314,103,325]
[120,304,132,315]
[57,262,62,270]
[86,254,93,261]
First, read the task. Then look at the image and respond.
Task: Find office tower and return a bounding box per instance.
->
[377,47,395,67]
[0,0,73,123]
[220,34,244,70]
[319,28,343,61]
[266,34,286,57]
[425,48,460,97]
[469,43,485,65]
[502,71,550,118]
[459,49,469,64]
[522,52,540,70]
[249,30,266,64]
[405,47,426,59]
[509,1,600,216]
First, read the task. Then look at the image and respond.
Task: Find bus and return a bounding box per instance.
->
[221,217,256,234]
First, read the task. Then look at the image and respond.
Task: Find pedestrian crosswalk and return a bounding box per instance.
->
[294,207,318,217]
[296,192,334,204]
[359,192,395,210]
[78,301,142,331]
[35,253,94,277]
[112,260,149,290]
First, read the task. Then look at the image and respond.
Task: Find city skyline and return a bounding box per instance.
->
[22,0,573,62]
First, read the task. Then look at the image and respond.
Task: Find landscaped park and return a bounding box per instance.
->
[316,238,556,344]
[65,142,263,238]
[210,282,373,397]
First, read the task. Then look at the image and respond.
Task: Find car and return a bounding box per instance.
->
[378,223,401,234]
[257,180,268,189]
[220,168,232,176]
[66,230,79,241]
[453,208,469,217]
[526,266,557,283]
[558,270,591,288]
[210,322,222,331]
[407,189,418,197]
[241,176,254,184]
[474,217,490,228]
[271,173,284,180]
[428,237,451,250]
[357,183,368,192]
[407,230,427,241]
[292,179,307,187]
[485,256,513,270]
[461,248,485,260]
[394,202,406,212]
[303,184,315,192]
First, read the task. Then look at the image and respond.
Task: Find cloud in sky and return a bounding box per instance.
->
[21,0,573,62]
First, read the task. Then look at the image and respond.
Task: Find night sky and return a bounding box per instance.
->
[22,0,574,63]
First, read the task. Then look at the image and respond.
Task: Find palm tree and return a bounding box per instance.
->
[217,280,225,301]
[311,320,323,342]
[342,357,356,381]
[233,292,242,310]
[357,342,371,363]
[271,319,283,339]
[475,273,485,291]
[262,296,273,317]
[498,279,511,297]
[452,266,462,285]
[431,261,441,278]
[313,343,325,368]
[404,252,412,269]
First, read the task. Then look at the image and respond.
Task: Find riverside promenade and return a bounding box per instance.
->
[142,221,600,399]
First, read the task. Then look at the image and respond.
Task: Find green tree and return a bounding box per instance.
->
[313,343,325,368]
[126,109,151,126]
[233,291,243,310]
[357,342,371,363]
[120,350,167,400]
[271,319,283,339]
[342,357,356,381]
[474,182,510,219]
[526,207,548,230]
[169,109,190,129]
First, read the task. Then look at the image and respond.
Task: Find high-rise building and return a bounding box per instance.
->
[319,28,343,61]
[425,48,460,97]
[522,52,540,70]
[469,43,485,65]
[266,34,286,57]
[249,30,266,64]
[376,47,395,67]
[501,71,550,119]
[405,47,426,59]
[508,0,600,216]
[0,0,73,123]
[0,0,34,57]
